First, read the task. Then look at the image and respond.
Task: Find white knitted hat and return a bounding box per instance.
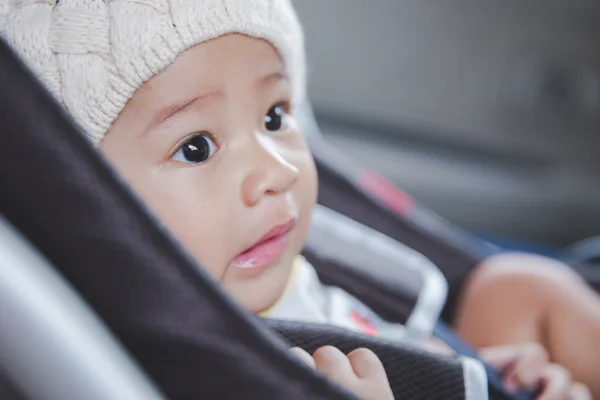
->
[0,0,306,145]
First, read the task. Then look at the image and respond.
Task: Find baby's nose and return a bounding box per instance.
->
[241,147,300,207]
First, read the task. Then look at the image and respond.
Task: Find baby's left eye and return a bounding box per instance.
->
[264,103,288,132]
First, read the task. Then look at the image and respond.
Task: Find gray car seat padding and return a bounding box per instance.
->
[305,204,447,340]
[0,216,166,400]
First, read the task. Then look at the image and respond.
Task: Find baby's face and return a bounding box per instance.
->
[101,34,317,313]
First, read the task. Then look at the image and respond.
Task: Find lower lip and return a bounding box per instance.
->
[232,232,290,273]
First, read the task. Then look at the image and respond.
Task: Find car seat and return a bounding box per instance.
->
[304,204,447,341]
[0,37,486,400]
[302,205,537,400]
[0,215,167,400]
[297,103,539,400]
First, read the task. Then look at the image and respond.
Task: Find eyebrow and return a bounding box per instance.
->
[258,71,289,87]
[148,90,223,131]
[145,71,288,133]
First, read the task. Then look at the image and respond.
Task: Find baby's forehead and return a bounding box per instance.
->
[117,37,291,133]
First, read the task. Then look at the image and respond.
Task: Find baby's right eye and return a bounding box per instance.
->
[171,133,218,164]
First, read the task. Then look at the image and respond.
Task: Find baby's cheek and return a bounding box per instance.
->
[189,247,227,280]
[152,203,229,279]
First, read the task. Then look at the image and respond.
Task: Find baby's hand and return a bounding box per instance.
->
[480,343,592,400]
[291,346,395,400]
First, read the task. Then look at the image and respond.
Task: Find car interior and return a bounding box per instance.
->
[1,1,600,400]
[293,0,600,252]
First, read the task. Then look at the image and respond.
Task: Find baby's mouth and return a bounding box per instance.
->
[232,220,296,271]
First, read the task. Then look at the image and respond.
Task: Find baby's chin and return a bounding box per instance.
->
[224,255,294,314]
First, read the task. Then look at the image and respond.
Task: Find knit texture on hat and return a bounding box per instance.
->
[0,0,306,145]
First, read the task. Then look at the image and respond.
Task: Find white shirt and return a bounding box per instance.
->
[262,256,410,342]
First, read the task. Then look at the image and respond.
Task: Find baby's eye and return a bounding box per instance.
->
[264,103,289,132]
[171,133,218,164]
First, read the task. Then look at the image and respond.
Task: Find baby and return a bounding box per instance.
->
[2,1,597,399]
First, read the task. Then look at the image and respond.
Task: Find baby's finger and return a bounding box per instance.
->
[568,383,592,400]
[480,346,521,371]
[313,346,355,383]
[537,364,571,400]
[505,344,548,391]
[290,347,316,369]
[347,348,387,381]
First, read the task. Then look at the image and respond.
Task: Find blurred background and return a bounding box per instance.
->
[293,0,600,253]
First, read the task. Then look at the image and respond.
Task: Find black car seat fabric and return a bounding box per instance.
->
[267,319,487,400]
[0,38,477,400]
